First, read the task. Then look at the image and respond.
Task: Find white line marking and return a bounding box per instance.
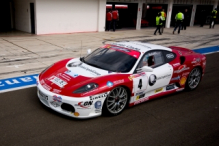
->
[0,84,36,93]
[7,65,24,68]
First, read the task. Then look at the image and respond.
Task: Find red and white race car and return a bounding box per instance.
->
[37,42,206,119]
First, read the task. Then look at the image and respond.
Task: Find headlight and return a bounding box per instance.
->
[73,83,98,93]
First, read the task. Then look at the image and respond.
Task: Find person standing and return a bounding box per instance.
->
[112,10,119,32]
[160,9,166,33]
[173,10,184,34]
[181,9,189,30]
[200,9,207,27]
[106,10,112,31]
[154,13,162,35]
[209,8,218,29]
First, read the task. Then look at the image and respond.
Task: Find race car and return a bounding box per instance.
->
[37,41,206,119]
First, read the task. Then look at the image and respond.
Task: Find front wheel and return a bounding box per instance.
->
[103,86,128,116]
[186,67,202,90]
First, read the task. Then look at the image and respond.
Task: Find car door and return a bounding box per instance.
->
[133,50,173,103]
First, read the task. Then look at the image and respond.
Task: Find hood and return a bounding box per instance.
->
[39,58,125,97]
[66,58,110,77]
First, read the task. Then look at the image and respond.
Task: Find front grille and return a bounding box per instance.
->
[61,103,75,112]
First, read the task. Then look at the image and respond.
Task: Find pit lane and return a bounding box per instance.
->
[0,52,219,146]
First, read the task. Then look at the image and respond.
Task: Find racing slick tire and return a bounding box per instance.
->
[103,86,128,116]
[185,67,202,91]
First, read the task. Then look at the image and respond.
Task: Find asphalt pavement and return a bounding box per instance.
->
[0,52,219,146]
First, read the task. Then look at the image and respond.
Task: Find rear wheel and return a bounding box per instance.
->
[103,86,128,116]
[186,67,202,90]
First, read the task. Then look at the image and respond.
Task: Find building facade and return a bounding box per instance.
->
[0,0,218,35]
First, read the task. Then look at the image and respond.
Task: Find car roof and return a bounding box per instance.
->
[110,41,172,52]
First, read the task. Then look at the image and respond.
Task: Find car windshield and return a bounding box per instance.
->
[83,47,138,72]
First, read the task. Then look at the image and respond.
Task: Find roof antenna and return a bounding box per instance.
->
[80,40,83,58]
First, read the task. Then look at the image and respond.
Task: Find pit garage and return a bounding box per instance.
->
[0,0,36,35]
[143,4,168,27]
[194,5,215,26]
[106,2,138,29]
[0,0,14,32]
[170,5,193,27]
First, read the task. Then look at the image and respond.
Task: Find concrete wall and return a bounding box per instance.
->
[35,0,106,35]
[14,0,35,33]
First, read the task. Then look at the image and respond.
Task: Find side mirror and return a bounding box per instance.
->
[136,66,153,72]
[87,49,92,54]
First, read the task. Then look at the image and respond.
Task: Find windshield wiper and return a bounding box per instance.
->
[80,57,86,63]
[86,62,102,69]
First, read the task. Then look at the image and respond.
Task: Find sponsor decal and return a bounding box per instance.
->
[166,84,175,90]
[95,101,102,109]
[112,43,141,51]
[42,83,52,91]
[174,65,189,73]
[202,61,206,66]
[108,71,112,74]
[182,72,189,76]
[56,73,71,81]
[191,58,201,64]
[65,70,79,78]
[171,76,180,81]
[179,76,187,86]
[172,63,180,67]
[53,95,62,102]
[76,101,93,109]
[157,74,171,80]
[202,56,206,61]
[178,51,182,55]
[67,62,82,67]
[50,95,62,107]
[112,47,131,52]
[113,79,124,84]
[149,74,156,86]
[155,88,163,93]
[149,74,171,86]
[40,79,45,85]
[48,76,67,88]
[52,89,61,94]
[136,91,144,96]
[107,81,113,87]
[40,79,52,91]
[136,93,145,100]
[78,65,101,76]
[128,72,146,81]
[176,88,184,92]
[134,96,149,105]
[166,53,174,59]
[148,52,159,56]
[90,93,108,100]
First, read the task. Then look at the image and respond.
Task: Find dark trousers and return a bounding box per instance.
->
[154,25,161,34]
[200,19,204,27]
[181,21,187,30]
[209,18,216,28]
[106,21,112,31]
[173,21,182,33]
[113,19,117,31]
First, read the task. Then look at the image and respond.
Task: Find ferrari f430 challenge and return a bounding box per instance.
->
[37,42,206,119]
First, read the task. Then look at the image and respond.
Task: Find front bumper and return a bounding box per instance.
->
[37,79,107,119]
